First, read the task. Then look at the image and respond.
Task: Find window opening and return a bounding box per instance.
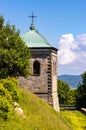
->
[33,61,40,75]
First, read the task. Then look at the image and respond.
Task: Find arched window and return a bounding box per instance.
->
[33,61,40,75]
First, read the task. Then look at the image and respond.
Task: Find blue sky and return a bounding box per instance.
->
[0,0,86,75]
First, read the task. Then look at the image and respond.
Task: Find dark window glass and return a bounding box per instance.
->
[33,61,40,75]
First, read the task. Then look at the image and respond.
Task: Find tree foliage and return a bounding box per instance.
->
[76,71,86,108]
[0,15,31,78]
[58,80,76,105]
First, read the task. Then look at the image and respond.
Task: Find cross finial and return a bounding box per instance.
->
[29,12,37,23]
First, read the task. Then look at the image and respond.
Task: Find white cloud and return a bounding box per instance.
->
[58,34,78,65]
[58,34,86,75]
[77,34,86,46]
[81,51,86,58]
[58,48,77,65]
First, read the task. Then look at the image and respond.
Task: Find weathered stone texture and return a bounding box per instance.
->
[18,48,59,111]
[51,52,60,111]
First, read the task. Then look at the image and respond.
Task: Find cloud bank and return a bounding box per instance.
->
[58,34,86,75]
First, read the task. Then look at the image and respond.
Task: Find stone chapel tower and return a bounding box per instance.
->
[21,14,59,112]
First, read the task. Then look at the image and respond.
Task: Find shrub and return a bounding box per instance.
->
[0,95,12,120]
[0,83,12,103]
[0,78,20,102]
[0,83,12,120]
[0,78,20,120]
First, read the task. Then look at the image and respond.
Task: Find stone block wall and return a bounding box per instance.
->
[18,48,59,111]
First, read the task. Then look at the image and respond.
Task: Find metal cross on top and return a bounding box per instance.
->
[29,12,37,23]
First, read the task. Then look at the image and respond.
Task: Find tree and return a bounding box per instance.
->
[76,71,86,108]
[0,16,31,78]
[58,80,76,105]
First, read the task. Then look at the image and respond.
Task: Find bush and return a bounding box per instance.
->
[0,77,20,102]
[0,83,12,120]
[0,83,12,103]
[0,77,21,120]
[0,78,20,120]
[0,95,12,120]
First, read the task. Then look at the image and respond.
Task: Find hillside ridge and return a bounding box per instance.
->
[0,88,71,130]
[58,75,82,88]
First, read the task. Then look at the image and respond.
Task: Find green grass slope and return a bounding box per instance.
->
[0,89,71,130]
[61,110,86,130]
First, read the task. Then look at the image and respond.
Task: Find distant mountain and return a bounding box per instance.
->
[58,75,82,88]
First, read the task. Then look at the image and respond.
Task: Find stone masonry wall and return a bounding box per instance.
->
[51,51,60,112]
[18,48,59,111]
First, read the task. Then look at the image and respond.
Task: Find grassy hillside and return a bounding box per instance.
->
[0,88,71,130]
[61,110,86,130]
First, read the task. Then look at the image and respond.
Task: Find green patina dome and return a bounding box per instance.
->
[21,23,52,48]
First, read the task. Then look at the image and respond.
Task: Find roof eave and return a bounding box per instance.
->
[29,47,58,51]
